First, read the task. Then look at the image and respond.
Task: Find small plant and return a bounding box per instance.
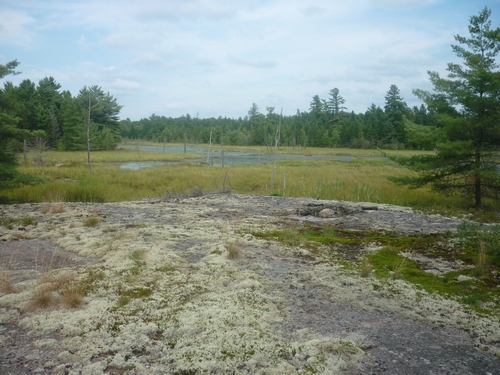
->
[129,249,146,261]
[26,286,55,311]
[61,286,85,308]
[226,243,242,260]
[473,241,489,277]
[41,203,65,214]
[117,295,130,307]
[0,250,15,293]
[84,217,100,227]
[391,254,407,280]
[22,216,38,227]
[51,203,65,214]
[360,259,372,278]
[0,273,14,293]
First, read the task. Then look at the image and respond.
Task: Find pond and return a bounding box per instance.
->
[117,144,382,169]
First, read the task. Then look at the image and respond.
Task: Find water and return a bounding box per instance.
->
[117,144,380,169]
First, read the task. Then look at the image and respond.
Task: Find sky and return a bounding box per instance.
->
[1,0,500,121]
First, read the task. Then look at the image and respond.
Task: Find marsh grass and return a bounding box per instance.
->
[2,146,492,216]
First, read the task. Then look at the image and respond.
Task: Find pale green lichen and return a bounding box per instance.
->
[1,196,499,373]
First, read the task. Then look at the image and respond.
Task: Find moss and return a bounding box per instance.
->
[254,225,500,314]
[367,248,500,313]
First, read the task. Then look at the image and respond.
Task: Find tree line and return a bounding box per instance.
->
[120,85,442,151]
[0,71,122,153]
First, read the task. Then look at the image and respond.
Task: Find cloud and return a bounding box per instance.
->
[228,56,278,69]
[108,78,141,91]
[77,35,90,50]
[0,9,36,47]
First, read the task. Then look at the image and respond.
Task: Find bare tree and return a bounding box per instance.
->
[271,108,283,190]
[207,128,213,164]
[87,94,92,172]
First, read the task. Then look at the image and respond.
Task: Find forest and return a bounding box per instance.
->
[120,85,443,151]
[1,71,443,153]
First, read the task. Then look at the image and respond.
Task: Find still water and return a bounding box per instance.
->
[117,144,373,170]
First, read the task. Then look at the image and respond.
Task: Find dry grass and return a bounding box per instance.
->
[473,241,489,277]
[26,285,56,311]
[0,272,14,293]
[41,203,65,214]
[26,250,77,311]
[226,243,242,260]
[0,250,15,293]
[360,259,372,278]
[60,285,85,309]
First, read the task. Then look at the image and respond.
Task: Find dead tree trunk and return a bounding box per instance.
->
[87,94,92,172]
[271,108,283,190]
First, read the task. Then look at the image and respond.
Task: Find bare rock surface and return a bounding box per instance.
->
[0,194,499,374]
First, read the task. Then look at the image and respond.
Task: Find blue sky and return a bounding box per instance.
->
[1,0,499,120]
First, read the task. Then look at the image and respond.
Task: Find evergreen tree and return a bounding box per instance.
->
[390,8,500,209]
[77,85,123,150]
[384,84,407,145]
[60,91,85,150]
[0,60,28,188]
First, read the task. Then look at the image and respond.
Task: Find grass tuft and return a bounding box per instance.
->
[0,273,14,293]
[61,286,85,309]
[473,241,489,277]
[26,286,55,311]
[226,243,242,260]
[360,259,372,278]
[84,217,100,227]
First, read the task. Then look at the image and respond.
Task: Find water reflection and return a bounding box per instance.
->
[117,144,381,169]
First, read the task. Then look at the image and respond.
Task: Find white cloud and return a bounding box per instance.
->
[1,0,482,119]
[0,9,36,47]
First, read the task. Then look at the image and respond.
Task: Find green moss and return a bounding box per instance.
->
[253,225,500,313]
[367,248,500,313]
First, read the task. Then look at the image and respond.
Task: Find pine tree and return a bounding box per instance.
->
[390,8,500,209]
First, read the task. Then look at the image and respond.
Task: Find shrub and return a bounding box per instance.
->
[457,221,500,266]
